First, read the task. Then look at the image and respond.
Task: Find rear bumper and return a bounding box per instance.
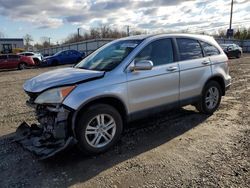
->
[225,75,231,92]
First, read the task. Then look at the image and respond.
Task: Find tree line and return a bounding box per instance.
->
[2,25,250,50]
[216,27,250,40]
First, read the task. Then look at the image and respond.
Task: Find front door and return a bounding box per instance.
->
[126,38,180,116]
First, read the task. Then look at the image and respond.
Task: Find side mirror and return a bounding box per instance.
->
[130,60,153,71]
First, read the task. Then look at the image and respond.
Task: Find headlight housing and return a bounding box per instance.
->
[35,85,76,104]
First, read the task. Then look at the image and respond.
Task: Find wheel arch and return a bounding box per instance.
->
[204,75,225,96]
[71,95,128,137]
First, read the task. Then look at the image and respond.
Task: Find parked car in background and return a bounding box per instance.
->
[19,34,231,159]
[18,52,43,65]
[0,54,35,70]
[41,50,85,66]
[220,43,242,58]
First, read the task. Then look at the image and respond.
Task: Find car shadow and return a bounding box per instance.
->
[0,68,20,72]
[0,107,210,187]
[47,107,209,186]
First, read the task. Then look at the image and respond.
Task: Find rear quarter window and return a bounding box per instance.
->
[177,38,203,61]
[200,41,220,56]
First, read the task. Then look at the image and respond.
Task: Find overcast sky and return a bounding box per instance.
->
[0,0,249,43]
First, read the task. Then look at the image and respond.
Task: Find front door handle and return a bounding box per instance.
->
[167,66,178,71]
[202,60,210,65]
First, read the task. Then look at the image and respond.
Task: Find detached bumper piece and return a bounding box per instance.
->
[15,122,77,160]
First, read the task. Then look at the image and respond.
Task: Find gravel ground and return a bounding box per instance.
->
[0,56,249,188]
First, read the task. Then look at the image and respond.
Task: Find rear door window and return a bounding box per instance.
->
[177,38,203,61]
[200,41,220,56]
[8,55,19,59]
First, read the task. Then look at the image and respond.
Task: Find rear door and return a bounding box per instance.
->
[7,55,20,68]
[176,38,212,104]
[127,38,180,116]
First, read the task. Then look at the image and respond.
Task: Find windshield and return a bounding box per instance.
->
[54,51,63,56]
[75,39,142,71]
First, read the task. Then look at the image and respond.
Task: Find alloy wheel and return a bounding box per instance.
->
[205,87,219,110]
[84,114,116,148]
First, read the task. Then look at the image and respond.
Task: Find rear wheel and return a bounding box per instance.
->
[236,52,241,58]
[18,62,26,70]
[75,104,123,155]
[195,81,222,114]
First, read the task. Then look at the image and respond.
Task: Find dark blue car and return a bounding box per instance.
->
[42,50,85,66]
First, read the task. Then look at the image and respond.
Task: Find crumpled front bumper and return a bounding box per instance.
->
[15,122,77,160]
[14,102,77,160]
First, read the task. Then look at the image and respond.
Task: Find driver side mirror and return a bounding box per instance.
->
[130,60,153,71]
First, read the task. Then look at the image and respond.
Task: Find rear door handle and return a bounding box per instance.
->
[202,60,210,65]
[167,66,178,71]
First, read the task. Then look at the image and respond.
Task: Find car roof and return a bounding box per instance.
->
[120,33,214,41]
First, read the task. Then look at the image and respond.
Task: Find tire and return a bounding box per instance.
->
[51,60,58,66]
[33,58,40,66]
[236,52,241,58]
[77,58,82,63]
[18,62,26,70]
[75,104,123,155]
[195,81,222,114]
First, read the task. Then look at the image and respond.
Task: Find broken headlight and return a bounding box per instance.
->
[35,85,76,104]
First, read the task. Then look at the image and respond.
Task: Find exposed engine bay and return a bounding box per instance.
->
[15,100,77,160]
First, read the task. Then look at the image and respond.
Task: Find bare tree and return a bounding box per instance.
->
[0,31,5,38]
[40,37,52,48]
[23,34,33,50]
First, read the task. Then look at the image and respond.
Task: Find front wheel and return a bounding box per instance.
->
[195,81,222,114]
[75,104,123,155]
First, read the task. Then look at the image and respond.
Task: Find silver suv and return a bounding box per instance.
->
[18,34,231,159]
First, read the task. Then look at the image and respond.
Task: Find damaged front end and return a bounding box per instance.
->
[15,91,77,160]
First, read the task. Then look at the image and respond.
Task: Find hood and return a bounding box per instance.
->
[23,67,105,93]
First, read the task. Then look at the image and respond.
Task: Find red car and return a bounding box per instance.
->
[0,54,36,70]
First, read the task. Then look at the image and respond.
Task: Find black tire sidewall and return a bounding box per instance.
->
[236,52,241,58]
[201,81,222,114]
[75,104,123,155]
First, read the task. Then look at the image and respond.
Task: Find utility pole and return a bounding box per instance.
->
[229,0,233,30]
[77,28,81,41]
[227,0,234,38]
[126,25,130,36]
[48,37,51,47]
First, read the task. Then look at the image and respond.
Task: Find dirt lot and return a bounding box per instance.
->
[0,56,249,188]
